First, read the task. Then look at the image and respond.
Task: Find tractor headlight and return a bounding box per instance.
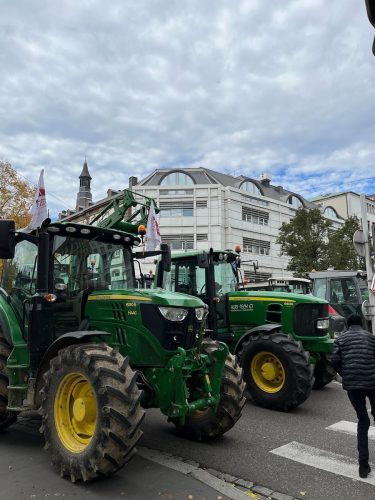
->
[158,307,188,322]
[195,306,209,321]
[316,319,329,330]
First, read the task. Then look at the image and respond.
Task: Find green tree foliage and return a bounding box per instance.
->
[277,208,332,276]
[0,161,35,227]
[326,216,365,270]
[0,161,35,272]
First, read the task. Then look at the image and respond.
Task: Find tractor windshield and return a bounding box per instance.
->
[163,257,238,297]
[52,236,135,293]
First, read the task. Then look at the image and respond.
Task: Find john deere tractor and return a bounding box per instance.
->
[0,219,245,482]
[155,249,335,411]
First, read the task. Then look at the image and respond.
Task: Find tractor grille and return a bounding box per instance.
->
[293,303,329,337]
[140,305,201,351]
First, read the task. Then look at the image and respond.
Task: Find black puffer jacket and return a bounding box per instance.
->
[331,325,375,391]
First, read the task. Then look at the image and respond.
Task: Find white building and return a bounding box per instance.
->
[64,164,375,282]
[133,168,331,281]
[311,191,375,234]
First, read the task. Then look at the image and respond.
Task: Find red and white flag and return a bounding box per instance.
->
[146,203,161,251]
[28,169,48,230]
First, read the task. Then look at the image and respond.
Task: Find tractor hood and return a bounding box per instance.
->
[88,288,205,308]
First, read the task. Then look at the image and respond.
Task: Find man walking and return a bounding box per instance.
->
[331,314,375,478]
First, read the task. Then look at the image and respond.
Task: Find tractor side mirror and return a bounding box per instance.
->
[0,220,16,259]
[197,252,209,268]
[160,243,171,272]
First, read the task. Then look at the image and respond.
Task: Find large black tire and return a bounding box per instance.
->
[313,354,336,390]
[40,343,144,482]
[173,339,245,440]
[238,331,313,411]
[0,336,19,430]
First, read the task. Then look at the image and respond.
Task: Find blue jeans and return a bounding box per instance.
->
[347,389,375,466]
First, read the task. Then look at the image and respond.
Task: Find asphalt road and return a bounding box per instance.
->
[0,414,231,500]
[1,381,374,500]
[140,381,375,500]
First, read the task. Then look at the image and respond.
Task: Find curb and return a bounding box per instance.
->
[138,446,299,500]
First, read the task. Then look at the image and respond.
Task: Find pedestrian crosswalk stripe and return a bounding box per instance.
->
[270,441,375,484]
[326,420,375,440]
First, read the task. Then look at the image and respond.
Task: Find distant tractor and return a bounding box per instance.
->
[0,219,245,482]
[310,270,371,331]
[155,249,335,411]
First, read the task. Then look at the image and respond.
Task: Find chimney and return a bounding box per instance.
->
[260,173,271,187]
[129,176,138,190]
[107,188,120,198]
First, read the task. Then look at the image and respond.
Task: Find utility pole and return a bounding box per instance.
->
[359,194,375,332]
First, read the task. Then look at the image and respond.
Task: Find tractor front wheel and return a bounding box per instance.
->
[239,331,313,411]
[173,339,245,440]
[313,354,336,390]
[0,336,18,430]
[40,343,144,482]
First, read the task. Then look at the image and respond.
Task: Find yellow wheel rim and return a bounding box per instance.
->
[251,351,285,393]
[54,372,97,453]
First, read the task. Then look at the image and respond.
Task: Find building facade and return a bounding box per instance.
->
[63,165,375,281]
[311,192,375,233]
[133,168,328,280]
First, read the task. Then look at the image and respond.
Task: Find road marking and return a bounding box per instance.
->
[326,420,375,440]
[270,441,375,484]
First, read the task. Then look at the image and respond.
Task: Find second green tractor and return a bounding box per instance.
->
[155,248,335,411]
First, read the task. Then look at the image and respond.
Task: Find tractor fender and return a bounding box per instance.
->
[234,323,282,356]
[34,330,111,406]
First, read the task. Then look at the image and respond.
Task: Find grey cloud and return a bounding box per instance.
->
[0,0,374,216]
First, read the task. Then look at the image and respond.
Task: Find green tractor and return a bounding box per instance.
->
[0,219,245,482]
[154,249,335,411]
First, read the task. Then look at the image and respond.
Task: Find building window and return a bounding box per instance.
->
[243,237,270,255]
[324,206,340,219]
[240,181,262,195]
[287,195,303,208]
[159,171,194,186]
[196,200,208,208]
[244,270,271,282]
[162,234,194,250]
[159,189,194,196]
[159,201,194,217]
[242,207,269,225]
[196,234,208,242]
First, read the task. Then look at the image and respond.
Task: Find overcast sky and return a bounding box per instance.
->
[1,0,374,215]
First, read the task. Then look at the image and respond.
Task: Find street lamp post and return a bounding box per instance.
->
[359,194,375,333]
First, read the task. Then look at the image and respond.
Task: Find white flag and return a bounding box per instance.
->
[145,203,161,251]
[28,169,48,230]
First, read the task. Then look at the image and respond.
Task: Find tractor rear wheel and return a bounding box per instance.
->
[40,343,144,482]
[173,339,245,440]
[0,336,18,430]
[239,331,313,411]
[313,354,336,390]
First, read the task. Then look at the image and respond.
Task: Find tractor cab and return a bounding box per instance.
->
[158,249,241,338]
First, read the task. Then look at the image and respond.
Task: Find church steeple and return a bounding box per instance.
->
[76,158,93,210]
